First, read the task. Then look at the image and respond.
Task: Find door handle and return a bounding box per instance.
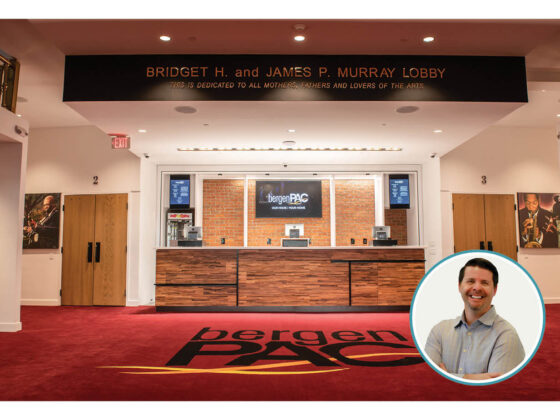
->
[479,241,485,250]
[487,241,493,251]
[87,242,93,262]
[95,242,101,263]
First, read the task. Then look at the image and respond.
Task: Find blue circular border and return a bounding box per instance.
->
[409,250,546,386]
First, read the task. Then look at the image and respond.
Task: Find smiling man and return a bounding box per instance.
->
[424,258,525,380]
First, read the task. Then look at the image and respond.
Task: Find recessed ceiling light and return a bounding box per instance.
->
[283,140,296,147]
[541,89,547,92]
[557,114,560,117]
[287,129,296,133]
[16,114,22,117]
[160,35,171,42]
[433,129,443,133]
[423,36,435,43]
[396,106,420,113]
[294,35,305,42]
[174,106,197,114]
[138,129,147,133]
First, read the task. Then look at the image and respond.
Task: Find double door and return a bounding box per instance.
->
[61,194,128,305]
[452,194,517,261]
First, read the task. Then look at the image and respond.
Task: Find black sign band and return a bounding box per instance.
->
[63,54,527,102]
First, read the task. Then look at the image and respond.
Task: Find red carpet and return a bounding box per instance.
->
[0,305,558,401]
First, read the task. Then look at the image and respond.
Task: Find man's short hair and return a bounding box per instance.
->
[523,193,539,202]
[458,258,499,288]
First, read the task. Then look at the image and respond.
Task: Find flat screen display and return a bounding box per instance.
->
[389,174,410,209]
[170,175,190,208]
[256,181,322,218]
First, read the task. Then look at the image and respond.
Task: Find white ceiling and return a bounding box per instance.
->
[2,19,560,165]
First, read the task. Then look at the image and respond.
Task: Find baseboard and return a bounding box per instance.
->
[21,299,60,306]
[0,322,22,332]
[126,299,140,306]
[544,298,560,304]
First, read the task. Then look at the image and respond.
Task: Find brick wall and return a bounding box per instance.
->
[202,178,408,246]
[335,180,375,246]
[385,209,408,245]
[247,180,331,246]
[202,180,244,246]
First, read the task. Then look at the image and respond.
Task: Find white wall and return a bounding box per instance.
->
[138,158,157,305]
[0,108,28,331]
[420,157,443,270]
[22,125,141,305]
[440,126,560,302]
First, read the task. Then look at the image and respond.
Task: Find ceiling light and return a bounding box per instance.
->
[174,106,197,114]
[396,106,420,113]
[282,140,296,147]
[159,35,171,42]
[556,114,560,117]
[138,129,147,133]
[433,129,443,133]
[177,146,402,152]
[294,35,305,42]
[423,36,435,43]
[16,114,22,117]
[287,129,296,133]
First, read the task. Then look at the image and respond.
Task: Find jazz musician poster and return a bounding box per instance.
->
[22,193,61,249]
[517,192,560,249]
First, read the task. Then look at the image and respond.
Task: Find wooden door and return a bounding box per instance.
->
[61,195,96,305]
[93,194,128,306]
[452,194,486,252]
[484,194,517,261]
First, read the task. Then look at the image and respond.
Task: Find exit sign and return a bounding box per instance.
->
[111,135,130,149]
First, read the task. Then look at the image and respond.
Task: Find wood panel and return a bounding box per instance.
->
[156,286,236,306]
[61,195,96,305]
[93,194,128,306]
[156,249,238,284]
[238,250,348,306]
[351,263,378,305]
[331,248,424,261]
[453,194,486,252]
[377,262,424,305]
[484,194,517,261]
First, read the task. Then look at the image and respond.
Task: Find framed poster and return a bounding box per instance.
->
[517,192,560,249]
[23,193,61,249]
[256,181,322,218]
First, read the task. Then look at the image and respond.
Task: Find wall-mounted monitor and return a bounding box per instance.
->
[388,174,410,209]
[256,181,322,218]
[170,175,190,208]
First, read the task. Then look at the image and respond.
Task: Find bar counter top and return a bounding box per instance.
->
[157,245,427,250]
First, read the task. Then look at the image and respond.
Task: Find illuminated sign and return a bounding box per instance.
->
[256,181,322,218]
[110,134,130,149]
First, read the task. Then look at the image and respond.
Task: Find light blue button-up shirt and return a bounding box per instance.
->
[424,306,525,377]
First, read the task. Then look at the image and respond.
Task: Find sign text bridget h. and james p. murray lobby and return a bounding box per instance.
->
[63,55,527,102]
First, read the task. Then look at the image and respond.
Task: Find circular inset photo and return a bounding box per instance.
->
[410,250,545,385]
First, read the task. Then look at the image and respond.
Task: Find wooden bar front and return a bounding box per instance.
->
[156,247,425,311]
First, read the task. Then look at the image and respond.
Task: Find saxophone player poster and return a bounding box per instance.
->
[23,193,61,249]
[517,192,560,249]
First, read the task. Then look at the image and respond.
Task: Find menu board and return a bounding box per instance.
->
[389,175,410,209]
[170,177,190,207]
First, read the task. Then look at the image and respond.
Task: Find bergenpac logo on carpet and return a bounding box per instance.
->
[101,327,424,376]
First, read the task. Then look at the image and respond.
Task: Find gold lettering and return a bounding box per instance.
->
[146,67,155,77]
